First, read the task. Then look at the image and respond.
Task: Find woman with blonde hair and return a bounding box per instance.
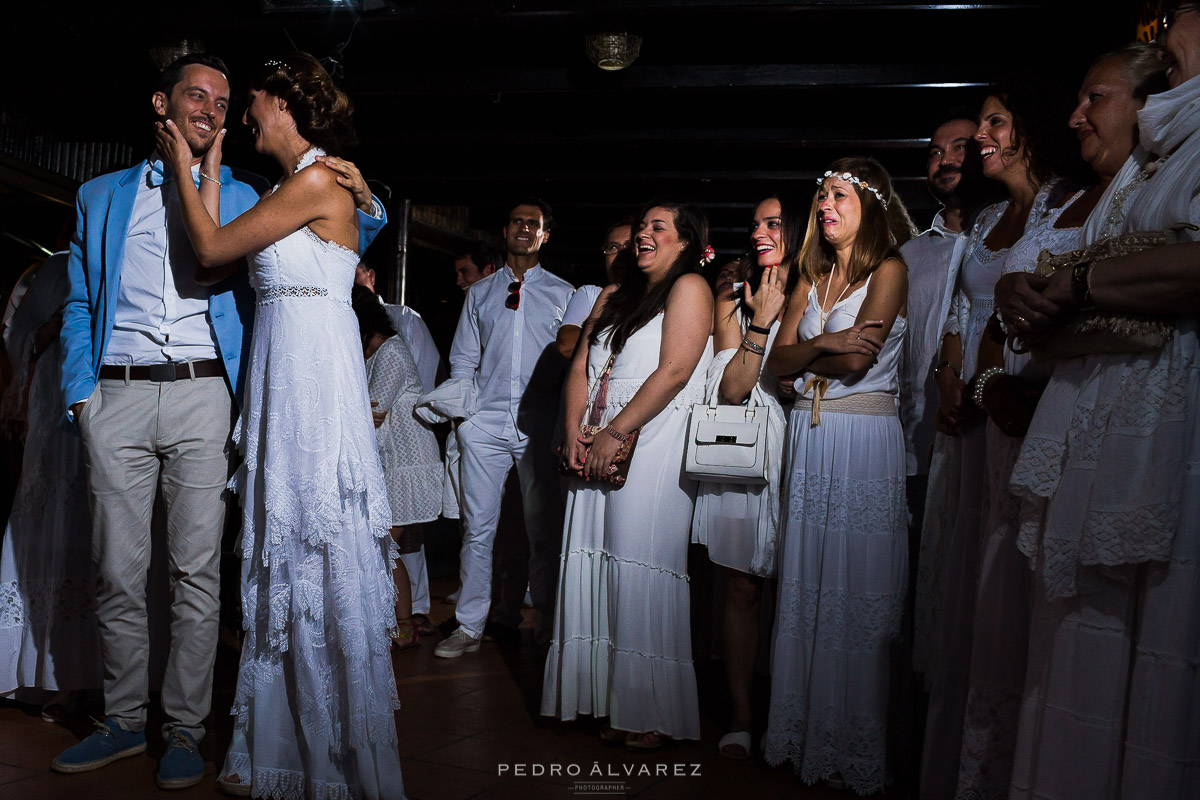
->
[763,157,915,793]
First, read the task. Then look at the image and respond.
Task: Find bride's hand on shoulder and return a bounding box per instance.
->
[315,155,373,212]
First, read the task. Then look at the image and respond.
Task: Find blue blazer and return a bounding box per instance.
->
[60,160,386,418]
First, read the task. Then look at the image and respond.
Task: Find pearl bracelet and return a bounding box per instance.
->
[971,366,1005,409]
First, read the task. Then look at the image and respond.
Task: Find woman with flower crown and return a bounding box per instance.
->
[542,199,713,752]
[153,52,405,799]
[762,157,915,794]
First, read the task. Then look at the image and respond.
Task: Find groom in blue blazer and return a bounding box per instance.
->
[54,53,384,790]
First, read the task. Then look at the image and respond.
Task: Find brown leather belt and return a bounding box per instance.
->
[98,358,224,382]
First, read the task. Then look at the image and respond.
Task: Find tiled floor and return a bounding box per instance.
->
[0,579,912,799]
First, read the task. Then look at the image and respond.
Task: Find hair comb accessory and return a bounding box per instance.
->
[700,245,716,267]
[817,170,889,210]
[264,59,286,69]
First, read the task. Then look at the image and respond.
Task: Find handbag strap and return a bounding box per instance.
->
[585,353,616,428]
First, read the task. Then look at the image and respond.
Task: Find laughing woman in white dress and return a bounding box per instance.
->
[542,200,713,751]
[763,157,915,794]
[691,192,803,760]
[155,52,404,799]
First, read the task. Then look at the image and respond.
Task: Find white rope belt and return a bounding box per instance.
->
[794,389,896,426]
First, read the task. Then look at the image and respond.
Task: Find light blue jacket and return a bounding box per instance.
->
[60,159,386,419]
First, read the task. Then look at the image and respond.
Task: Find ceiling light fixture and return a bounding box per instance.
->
[584,32,641,72]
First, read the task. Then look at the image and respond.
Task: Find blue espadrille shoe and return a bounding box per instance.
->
[156,729,205,790]
[50,717,147,773]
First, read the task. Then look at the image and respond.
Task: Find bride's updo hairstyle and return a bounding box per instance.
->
[251,52,357,155]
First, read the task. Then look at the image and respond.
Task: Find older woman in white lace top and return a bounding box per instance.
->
[995,15,1200,798]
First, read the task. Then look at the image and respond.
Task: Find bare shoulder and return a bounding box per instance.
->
[667,272,714,304]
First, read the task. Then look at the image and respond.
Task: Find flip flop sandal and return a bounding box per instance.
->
[391,618,420,651]
[598,726,627,746]
[624,731,665,752]
[717,730,751,760]
[411,614,436,636]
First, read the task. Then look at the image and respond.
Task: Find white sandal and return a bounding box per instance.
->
[718,730,751,760]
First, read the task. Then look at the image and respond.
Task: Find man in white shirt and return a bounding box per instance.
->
[898,111,986,526]
[435,198,575,657]
[453,241,502,293]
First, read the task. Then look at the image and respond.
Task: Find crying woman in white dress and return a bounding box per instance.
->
[154,52,405,799]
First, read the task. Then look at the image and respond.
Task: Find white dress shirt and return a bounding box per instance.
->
[449,264,575,439]
[382,301,442,393]
[561,284,603,328]
[104,159,218,365]
[898,210,962,476]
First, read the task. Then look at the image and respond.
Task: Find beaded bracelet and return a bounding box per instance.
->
[199,171,222,187]
[971,366,1005,409]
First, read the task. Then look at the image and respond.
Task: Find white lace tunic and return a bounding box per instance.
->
[1007,76,1200,800]
[762,275,907,795]
[366,335,442,527]
[222,149,404,800]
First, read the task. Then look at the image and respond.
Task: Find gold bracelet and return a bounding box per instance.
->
[604,425,630,443]
[198,171,222,187]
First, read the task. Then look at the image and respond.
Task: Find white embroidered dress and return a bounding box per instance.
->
[1007,76,1200,800]
[222,149,404,800]
[541,314,712,740]
[763,275,908,795]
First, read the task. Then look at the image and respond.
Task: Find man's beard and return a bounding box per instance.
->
[928,166,963,207]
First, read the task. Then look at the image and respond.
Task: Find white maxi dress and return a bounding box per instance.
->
[221,148,405,800]
[541,314,712,740]
[763,276,908,794]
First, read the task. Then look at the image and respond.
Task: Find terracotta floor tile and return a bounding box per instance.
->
[399,755,508,800]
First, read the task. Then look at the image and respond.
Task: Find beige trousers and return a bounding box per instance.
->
[78,374,233,741]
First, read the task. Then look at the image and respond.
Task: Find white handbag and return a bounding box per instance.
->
[685,402,770,485]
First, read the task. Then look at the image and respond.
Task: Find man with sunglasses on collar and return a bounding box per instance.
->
[435,198,575,658]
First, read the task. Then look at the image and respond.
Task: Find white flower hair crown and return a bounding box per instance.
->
[818,170,889,210]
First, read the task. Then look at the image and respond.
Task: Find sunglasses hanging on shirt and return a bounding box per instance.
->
[505,280,522,310]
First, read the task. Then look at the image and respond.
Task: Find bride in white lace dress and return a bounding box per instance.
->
[762,158,914,794]
[156,53,404,799]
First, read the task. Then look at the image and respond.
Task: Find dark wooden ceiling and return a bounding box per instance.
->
[6,0,1139,302]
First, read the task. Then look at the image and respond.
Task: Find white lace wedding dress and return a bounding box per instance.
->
[221,148,405,800]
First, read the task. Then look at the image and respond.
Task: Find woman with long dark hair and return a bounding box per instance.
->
[152,52,404,798]
[763,157,915,793]
[690,191,803,760]
[542,200,713,751]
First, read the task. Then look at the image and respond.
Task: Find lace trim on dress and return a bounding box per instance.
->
[604,378,705,410]
[222,753,359,800]
[763,704,889,795]
[0,577,96,627]
[257,285,332,305]
[776,578,905,652]
[301,227,359,261]
[786,473,907,533]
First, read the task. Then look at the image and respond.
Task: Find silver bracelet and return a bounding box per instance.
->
[740,337,766,356]
[971,366,1005,409]
[198,171,222,187]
